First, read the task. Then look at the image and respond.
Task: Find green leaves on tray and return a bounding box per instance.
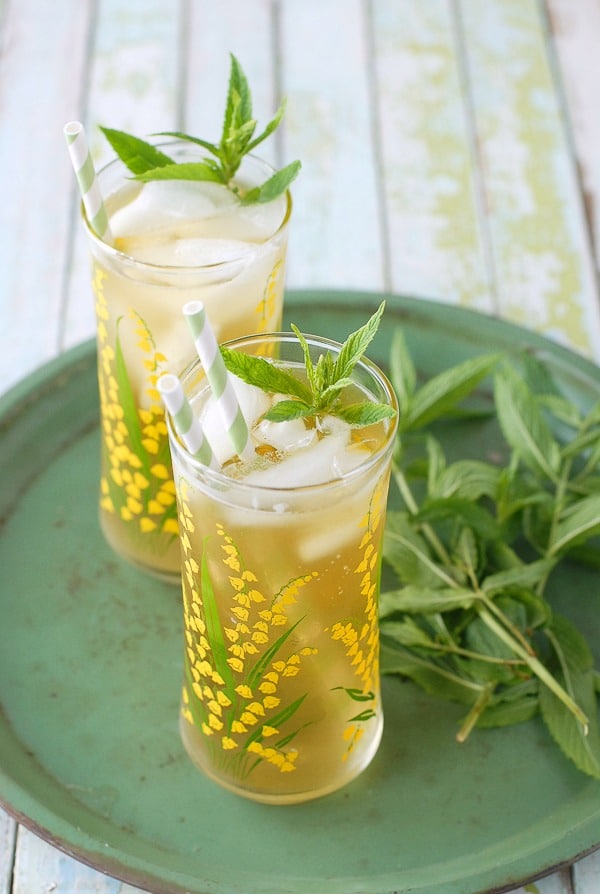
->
[380,331,600,780]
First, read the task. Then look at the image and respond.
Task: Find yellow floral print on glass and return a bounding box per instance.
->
[177,474,384,789]
[93,269,179,566]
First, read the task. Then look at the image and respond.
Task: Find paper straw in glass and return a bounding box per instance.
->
[63,121,112,241]
[183,301,254,461]
[158,374,218,470]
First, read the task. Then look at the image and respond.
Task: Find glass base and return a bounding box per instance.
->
[100,514,181,585]
[179,714,384,805]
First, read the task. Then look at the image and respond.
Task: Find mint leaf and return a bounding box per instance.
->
[264,400,315,422]
[494,364,561,482]
[135,162,224,184]
[100,54,300,204]
[220,305,396,427]
[539,614,600,779]
[551,494,600,555]
[220,347,312,403]
[334,301,385,381]
[401,353,501,431]
[155,130,220,156]
[224,52,253,143]
[389,328,416,417]
[99,126,174,174]
[246,100,287,153]
[241,160,302,204]
[336,402,397,426]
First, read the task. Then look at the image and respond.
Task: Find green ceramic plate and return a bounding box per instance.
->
[1,290,599,894]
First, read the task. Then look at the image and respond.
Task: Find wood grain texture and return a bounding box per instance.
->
[11,826,146,893]
[0,809,15,894]
[371,0,493,310]
[0,0,92,389]
[61,0,184,351]
[184,0,277,165]
[573,849,600,894]
[546,0,600,265]
[460,0,600,359]
[279,0,385,290]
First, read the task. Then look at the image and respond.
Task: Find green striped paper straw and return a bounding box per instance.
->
[63,121,113,242]
[158,373,218,469]
[183,301,255,462]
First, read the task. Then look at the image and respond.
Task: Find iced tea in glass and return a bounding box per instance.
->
[167,331,398,803]
[82,145,291,581]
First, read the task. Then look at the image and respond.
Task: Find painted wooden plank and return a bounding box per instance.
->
[572,848,600,894]
[184,0,277,166]
[509,868,572,893]
[460,0,600,360]
[546,0,600,265]
[0,808,16,894]
[0,0,92,390]
[371,0,493,310]
[12,825,147,893]
[61,0,185,352]
[278,0,385,290]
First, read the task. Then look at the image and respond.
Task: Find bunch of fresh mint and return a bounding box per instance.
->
[380,331,600,779]
[99,53,300,204]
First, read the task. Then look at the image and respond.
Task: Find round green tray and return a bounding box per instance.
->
[1,290,599,894]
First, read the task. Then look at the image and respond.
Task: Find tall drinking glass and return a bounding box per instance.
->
[166,332,398,803]
[82,143,292,581]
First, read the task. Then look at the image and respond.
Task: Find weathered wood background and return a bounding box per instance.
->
[1,0,600,891]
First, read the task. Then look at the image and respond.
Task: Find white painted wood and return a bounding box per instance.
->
[510,867,572,893]
[371,0,493,310]
[278,0,385,290]
[572,848,600,894]
[61,0,185,351]
[460,0,600,360]
[184,0,277,166]
[12,826,146,893]
[546,0,600,266]
[0,809,16,894]
[0,0,92,389]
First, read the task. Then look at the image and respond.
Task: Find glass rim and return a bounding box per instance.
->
[81,142,293,274]
[167,331,399,496]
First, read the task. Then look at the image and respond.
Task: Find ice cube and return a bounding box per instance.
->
[243,431,350,488]
[317,414,351,436]
[117,234,255,267]
[214,193,288,243]
[254,417,316,452]
[110,180,237,238]
[297,513,363,563]
[332,442,372,476]
[201,374,270,465]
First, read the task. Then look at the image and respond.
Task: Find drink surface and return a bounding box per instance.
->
[87,149,290,580]
[172,358,396,802]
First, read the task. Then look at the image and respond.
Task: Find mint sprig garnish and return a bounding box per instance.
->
[220,301,397,427]
[99,53,300,204]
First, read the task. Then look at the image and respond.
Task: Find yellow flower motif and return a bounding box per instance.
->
[179,519,320,780]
